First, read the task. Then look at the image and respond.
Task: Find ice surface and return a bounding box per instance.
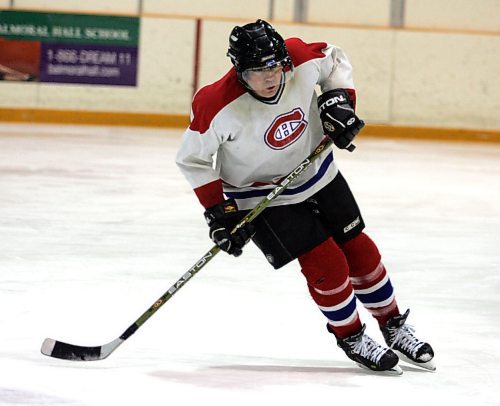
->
[0,124,499,405]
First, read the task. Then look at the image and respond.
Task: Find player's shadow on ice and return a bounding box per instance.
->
[150,358,398,389]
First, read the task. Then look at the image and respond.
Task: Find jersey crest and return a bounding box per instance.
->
[264,108,308,150]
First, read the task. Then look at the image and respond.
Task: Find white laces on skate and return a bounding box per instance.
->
[352,334,386,363]
[390,324,424,358]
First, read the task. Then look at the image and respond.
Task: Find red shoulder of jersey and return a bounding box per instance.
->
[285,38,328,68]
[189,69,246,134]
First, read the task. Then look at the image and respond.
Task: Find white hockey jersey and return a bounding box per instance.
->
[176,38,356,210]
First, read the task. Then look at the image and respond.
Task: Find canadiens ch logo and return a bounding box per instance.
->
[264,108,308,150]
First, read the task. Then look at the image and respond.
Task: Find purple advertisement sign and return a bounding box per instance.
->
[39,43,138,86]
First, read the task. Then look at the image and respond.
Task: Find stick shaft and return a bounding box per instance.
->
[120,137,333,339]
[41,138,333,360]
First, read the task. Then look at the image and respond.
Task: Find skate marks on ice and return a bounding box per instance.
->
[0,126,498,405]
[0,387,83,405]
[151,363,359,389]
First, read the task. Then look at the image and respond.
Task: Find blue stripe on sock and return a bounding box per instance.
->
[320,295,357,323]
[355,280,394,305]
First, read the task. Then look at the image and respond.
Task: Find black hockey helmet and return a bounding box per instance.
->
[227,19,292,74]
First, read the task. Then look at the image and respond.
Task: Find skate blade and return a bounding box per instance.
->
[357,363,403,376]
[397,352,436,371]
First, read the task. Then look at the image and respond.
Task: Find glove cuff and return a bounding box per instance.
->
[317,88,353,112]
[204,199,239,225]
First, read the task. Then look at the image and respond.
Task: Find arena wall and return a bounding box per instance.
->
[1,2,499,140]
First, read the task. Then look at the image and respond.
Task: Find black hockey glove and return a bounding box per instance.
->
[317,89,365,151]
[203,199,255,257]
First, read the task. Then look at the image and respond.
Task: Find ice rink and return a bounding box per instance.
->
[0,124,499,405]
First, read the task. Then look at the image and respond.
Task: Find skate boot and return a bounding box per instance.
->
[381,309,435,371]
[328,324,402,375]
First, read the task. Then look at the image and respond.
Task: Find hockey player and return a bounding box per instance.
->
[176,19,435,374]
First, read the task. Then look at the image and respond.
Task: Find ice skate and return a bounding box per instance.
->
[381,309,436,371]
[329,324,402,375]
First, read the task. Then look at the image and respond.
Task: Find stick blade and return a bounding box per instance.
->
[41,338,104,361]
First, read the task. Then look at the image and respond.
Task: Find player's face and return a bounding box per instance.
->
[243,64,283,97]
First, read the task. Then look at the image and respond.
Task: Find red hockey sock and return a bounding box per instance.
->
[340,233,400,326]
[299,238,362,338]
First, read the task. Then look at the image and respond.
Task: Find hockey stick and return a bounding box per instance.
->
[41,137,335,361]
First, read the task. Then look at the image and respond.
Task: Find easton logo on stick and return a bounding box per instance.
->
[264,108,308,150]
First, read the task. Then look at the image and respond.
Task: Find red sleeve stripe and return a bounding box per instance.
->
[194,179,225,209]
[345,88,357,110]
